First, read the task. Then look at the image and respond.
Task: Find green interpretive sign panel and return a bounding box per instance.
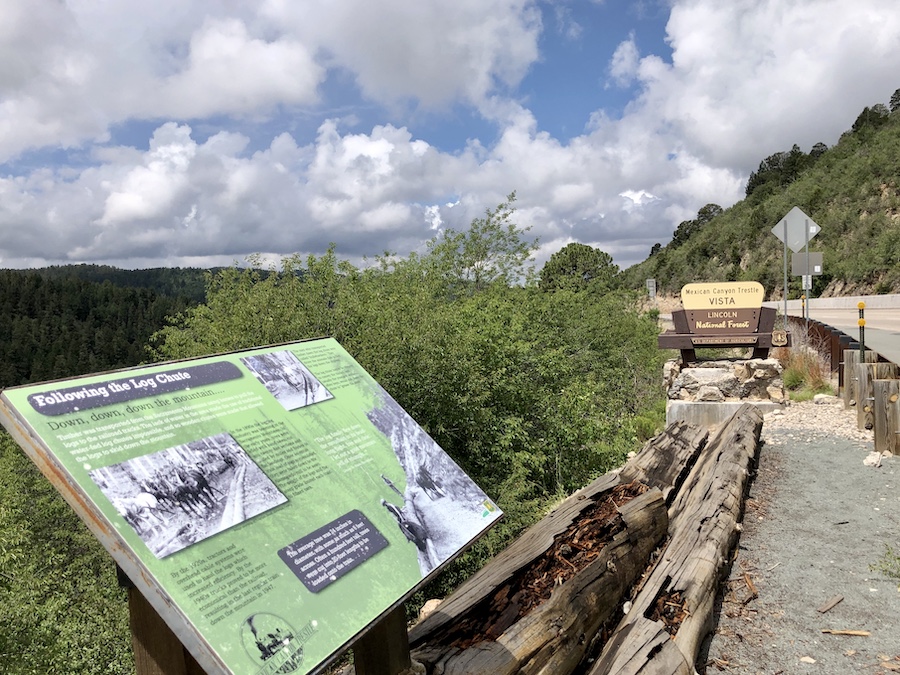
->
[0,338,502,675]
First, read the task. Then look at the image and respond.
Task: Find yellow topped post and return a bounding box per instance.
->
[858,302,866,358]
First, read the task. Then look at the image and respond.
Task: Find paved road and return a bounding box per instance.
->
[766,294,900,364]
[788,307,900,365]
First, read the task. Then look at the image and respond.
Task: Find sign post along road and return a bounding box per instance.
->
[772,206,821,326]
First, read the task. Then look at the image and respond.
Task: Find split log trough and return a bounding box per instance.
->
[403,404,763,675]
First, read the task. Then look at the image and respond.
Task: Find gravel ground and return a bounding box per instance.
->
[699,397,900,674]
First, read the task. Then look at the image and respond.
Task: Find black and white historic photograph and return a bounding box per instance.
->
[241,350,333,411]
[89,433,288,558]
[368,391,502,577]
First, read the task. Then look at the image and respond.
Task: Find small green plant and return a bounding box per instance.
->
[782,366,805,390]
[869,543,900,589]
[774,333,835,400]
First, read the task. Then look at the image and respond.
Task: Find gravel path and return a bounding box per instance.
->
[699,397,900,674]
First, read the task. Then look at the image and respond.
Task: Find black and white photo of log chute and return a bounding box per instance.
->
[367,390,502,577]
[395,404,762,675]
[241,349,333,411]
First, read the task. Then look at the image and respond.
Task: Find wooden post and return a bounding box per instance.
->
[873,379,900,456]
[129,588,206,675]
[856,363,899,431]
[838,336,853,392]
[353,605,412,675]
[827,326,841,372]
[842,349,878,410]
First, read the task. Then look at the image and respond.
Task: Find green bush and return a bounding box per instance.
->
[153,210,668,612]
[0,434,133,675]
[782,366,805,390]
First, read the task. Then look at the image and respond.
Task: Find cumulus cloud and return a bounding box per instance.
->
[2,0,900,272]
[263,0,542,111]
[608,35,640,87]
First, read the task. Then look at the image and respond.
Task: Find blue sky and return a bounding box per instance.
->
[1,0,899,272]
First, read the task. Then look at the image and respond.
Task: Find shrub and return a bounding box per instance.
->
[870,543,900,589]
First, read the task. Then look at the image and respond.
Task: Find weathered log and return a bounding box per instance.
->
[410,486,667,675]
[873,379,900,455]
[589,403,763,674]
[855,363,899,430]
[618,421,708,505]
[404,420,708,675]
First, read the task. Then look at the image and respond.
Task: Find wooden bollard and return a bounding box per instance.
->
[856,363,900,431]
[873,379,900,456]
[842,349,878,410]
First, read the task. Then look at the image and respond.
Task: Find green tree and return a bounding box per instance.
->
[810,141,828,159]
[425,192,537,294]
[152,201,668,603]
[852,104,890,133]
[696,203,724,225]
[891,88,900,113]
[538,242,619,291]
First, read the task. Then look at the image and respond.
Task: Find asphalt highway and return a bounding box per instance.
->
[786,304,900,364]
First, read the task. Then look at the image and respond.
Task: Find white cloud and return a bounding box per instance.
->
[2,0,900,273]
[155,18,323,118]
[263,0,542,110]
[608,35,640,87]
[632,0,900,167]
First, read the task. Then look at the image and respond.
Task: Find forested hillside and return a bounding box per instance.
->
[14,264,213,303]
[621,90,900,297]
[0,196,666,674]
[0,271,199,674]
[0,271,194,389]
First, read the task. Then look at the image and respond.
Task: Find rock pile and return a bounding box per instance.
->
[664,358,785,404]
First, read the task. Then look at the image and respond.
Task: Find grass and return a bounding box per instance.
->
[773,332,836,401]
[870,543,900,590]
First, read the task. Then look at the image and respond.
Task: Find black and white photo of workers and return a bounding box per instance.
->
[241,350,333,411]
[90,433,287,558]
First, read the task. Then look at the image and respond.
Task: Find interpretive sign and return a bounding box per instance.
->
[658,281,789,362]
[0,338,502,675]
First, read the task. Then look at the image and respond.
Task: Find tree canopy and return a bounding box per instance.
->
[539,242,619,291]
[153,203,666,600]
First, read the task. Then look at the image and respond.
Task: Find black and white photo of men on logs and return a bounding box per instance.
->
[89,433,287,558]
[368,391,501,577]
[241,350,333,411]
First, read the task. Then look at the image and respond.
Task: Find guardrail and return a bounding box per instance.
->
[764,293,900,311]
[789,313,899,455]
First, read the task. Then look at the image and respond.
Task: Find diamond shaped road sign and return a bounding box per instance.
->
[771,206,821,253]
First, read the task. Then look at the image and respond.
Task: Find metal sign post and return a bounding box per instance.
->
[772,206,822,331]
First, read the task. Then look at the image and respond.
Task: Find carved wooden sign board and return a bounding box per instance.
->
[659,282,789,361]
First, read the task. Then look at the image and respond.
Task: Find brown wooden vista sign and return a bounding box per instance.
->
[659,281,789,362]
[681,282,764,335]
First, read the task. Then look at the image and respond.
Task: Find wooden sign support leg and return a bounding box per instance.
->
[353,605,412,675]
[119,566,206,675]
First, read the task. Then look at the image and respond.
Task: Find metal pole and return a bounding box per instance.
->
[804,219,810,332]
[858,302,866,359]
[783,220,789,330]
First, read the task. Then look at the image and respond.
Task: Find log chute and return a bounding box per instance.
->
[356,404,763,675]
